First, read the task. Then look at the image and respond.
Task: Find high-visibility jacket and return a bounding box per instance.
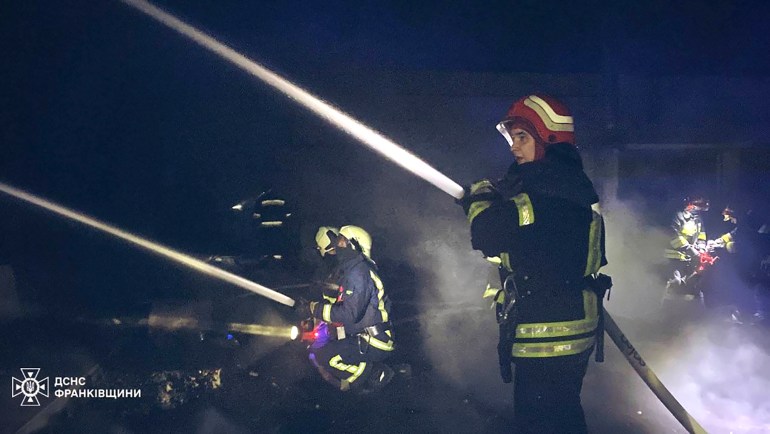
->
[310,253,394,352]
[465,143,607,358]
[665,211,707,261]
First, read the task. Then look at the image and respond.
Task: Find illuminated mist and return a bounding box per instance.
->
[593,184,770,433]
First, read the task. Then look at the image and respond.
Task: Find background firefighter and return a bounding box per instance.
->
[719,204,770,325]
[295,226,395,393]
[663,196,714,302]
[459,95,608,433]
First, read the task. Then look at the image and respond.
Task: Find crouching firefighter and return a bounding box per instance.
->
[295,226,395,393]
[459,95,610,434]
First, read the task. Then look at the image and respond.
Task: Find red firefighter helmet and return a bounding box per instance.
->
[722,205,736,223]
[683,196,710,213]
[496,95,575,147]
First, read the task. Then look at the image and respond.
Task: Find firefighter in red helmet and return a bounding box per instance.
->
[459,95,609,433]
[663,195,714,302]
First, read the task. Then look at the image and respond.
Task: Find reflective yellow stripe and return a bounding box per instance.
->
[322,304,332,322]
[329,355,367,384]
[670,235,688,249]
[470,180,495,195]
[482,284,500,299]
[515,290,598,338]
[260,221,283,227]
[511,193,534,226]
[485,256,502,265]
[720,233,733,243]
[681,220,698,237]
[500,253,512,272]
[512,336,595,357]
[516,318,598,338]
[697,232,707,241]
[369,270,388,323]
[261,199,285,206]
[584,203,603,276]
[362,332,395,351]
[665,249,689,261]
[467,200,492,224]
[523,96,574,132]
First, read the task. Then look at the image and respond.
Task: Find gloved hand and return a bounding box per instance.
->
[293,297,313,319]
[709,238,725,250]
[455,179,500,214]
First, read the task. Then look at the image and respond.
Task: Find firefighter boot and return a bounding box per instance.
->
[354,363,394,395]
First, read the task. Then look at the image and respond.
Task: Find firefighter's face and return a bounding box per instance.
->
[508,128,536,164]
[319,236,349,256]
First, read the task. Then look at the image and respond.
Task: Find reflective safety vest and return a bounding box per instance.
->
[511,289,598,358]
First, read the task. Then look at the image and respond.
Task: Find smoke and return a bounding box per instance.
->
[600,190,671,319]
[393,186,513,406]
[594,181,770,433]
[656,322,770,433]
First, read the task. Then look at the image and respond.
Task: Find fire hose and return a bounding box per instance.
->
[2,1,706,431]
[604,311,707,434]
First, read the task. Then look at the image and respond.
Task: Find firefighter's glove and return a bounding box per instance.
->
[293,297,313,319]
[455,179,500,215]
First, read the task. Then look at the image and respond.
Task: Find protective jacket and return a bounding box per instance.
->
[466,143,606,358]
[665,211,707,262]
[310,252,394,351]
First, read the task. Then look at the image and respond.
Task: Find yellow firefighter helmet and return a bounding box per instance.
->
[339,225,372,259]
[315,226,340,257]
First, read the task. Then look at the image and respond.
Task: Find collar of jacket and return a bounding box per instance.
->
[501,143,598,207]
[335,250,366,272]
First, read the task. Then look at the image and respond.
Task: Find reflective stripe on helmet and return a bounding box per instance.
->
[523,95,574,132]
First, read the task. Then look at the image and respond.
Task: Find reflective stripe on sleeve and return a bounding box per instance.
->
[467,200,492,224]
[369,270,389,323]
[584,203,603,276]
[671,235,688,249]
[665,249,690,261]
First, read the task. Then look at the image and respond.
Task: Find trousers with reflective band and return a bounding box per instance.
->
[511,290,597,358]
